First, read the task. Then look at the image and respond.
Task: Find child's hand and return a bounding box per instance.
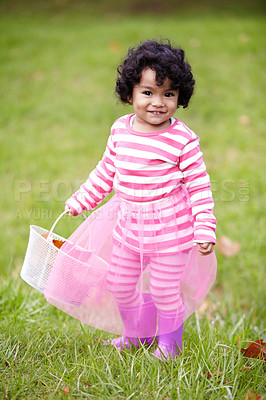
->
[65,204,75,216]
[194,242,214,255]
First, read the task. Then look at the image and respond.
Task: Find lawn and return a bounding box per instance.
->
[0,1,265,399]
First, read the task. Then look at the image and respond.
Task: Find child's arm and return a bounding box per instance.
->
[179,135,216,250]
[65,134,116,215]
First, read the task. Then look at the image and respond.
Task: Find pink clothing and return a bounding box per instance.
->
[66,114,216,245]
[113,189,193,255]
[44,195,217,337]
[43,115,217,337]
[107,243,186,314]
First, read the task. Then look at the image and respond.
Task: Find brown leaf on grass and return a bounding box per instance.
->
[189,38,201,48]
[239,115,250,126]
[197,300,210,318]
[205,371,223,379]
[240,365,251,373]
[244,389,263,400]
[205,370,230,384]
[108,41,122,54]
[238,33,250,43]
[63,386,69,395]
[197,299,219,320]
[83,381,92,387]
[30,70,45,81]
[217,236,241,257]
[241,340,266,361]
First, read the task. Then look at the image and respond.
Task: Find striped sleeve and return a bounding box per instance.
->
[66,134,116,214]
[179,136,216,244]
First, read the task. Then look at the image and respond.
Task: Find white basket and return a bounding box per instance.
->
[21,211,75,293]
[21,211,111,307]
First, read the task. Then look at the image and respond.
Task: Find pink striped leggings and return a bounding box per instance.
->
[107,244,187,314]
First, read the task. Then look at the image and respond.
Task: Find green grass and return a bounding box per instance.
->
[0,1,265,398]
[1,279,265,399]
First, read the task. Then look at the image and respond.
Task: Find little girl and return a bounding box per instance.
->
[46,40,217,360]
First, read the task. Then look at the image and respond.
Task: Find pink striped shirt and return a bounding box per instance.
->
[66,114,216,244]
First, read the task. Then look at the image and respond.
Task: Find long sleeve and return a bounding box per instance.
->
[179,136,216,244]
[66,134,116,215]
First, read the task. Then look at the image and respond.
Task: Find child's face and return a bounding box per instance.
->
[129,68,179,133]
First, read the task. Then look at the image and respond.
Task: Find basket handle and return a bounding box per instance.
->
[47,210,86,242]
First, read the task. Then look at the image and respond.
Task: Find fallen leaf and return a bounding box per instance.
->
[52,239,65,249]
[108,41,122,54]
[244,389,263,400]
[205,371,223,379]
[30,70,45,81]
[197,300,210,318]
[240,365,251,373]
[83,381,92,387]
[42,231,65,248]
[239,115,250,126]
[189,38,201,48]
[205,371,230,384]
[241,340,266,361]
[197,299,219,320]
[217,236,241,257]
[238,33,250,43]
[63,386,69,395]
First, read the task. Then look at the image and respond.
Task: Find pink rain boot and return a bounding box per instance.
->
[153,305,185,360]
[103,294,157,349]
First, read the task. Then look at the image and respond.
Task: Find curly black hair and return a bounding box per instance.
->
[116,40,195,108]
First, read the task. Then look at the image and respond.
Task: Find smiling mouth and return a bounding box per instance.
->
[148,111,165,115]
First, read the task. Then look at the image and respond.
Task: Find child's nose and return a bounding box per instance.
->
[152,95,164,106]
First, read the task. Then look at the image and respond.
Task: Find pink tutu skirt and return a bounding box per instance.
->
[44,188,217,337]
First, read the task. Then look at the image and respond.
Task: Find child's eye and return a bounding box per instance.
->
[165,92,175,97]
[143,91,152,96]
